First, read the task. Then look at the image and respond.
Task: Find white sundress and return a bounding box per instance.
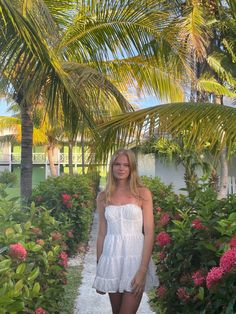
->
[92,203,159,293]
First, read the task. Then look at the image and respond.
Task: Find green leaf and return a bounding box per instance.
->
[14,224,22,234]
[0,246,8,254]
[28,267,40,282]
[0,259,11,269]
[15,279,24,293]
[5,228,14,237]
[6,301,24,312]
[16,263,26,275]
[24,221,31,230]
[197,286,204,301]
[31,282,40,297]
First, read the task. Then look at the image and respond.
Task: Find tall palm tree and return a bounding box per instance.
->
[0,0,185,201]
[97,0,236,198]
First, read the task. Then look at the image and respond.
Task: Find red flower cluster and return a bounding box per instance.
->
[191,219,206,230]
[156,207,162,213]
[61,193,73,208]
[35,307,48,314]
[156,285,167,298]
[9,243,27,261]
[156,231,171,247]
[219,248,236,272]
[229,236,236,249]
[206,267,224,289]
[59,251,68,268]
[192,270,205,286]
[51,231,62,241]
[176,287,190,302]
[158,213,170,227]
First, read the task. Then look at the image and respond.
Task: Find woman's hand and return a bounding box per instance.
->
[131,268,147,296]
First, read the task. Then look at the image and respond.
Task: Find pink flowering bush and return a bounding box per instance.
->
[0,199,71,313]
[142,176,236,314]
[9,242,27,261]
[31,174,97,255]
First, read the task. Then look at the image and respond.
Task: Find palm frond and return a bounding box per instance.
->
[197,77,236,97]
[207,51,236,88]
[96,102,236,161]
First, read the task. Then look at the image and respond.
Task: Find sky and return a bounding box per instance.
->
[0,92,160,117]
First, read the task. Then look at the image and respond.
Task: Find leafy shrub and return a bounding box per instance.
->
[143,177,236,314]
[31,174,96,256]
[0,170,17,187]
[0,198,69,313]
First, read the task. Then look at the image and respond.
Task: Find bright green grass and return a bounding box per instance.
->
[59,264,83,314]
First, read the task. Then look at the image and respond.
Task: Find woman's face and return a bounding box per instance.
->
[112,154,130,181]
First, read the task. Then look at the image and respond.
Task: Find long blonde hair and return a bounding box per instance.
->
[105,149,143,203]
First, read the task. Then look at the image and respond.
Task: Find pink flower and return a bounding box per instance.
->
[61,193,71,205]
[192,270,205,286]
[59,251,68,268]
[219,249,236,273]
[229,236,236,249]
[51,231,62,241]
[158,213,170,227]
[67,230,74,238]
[156,285,167,298]
[9,243,27,261]
[34,307,48,314]
[156,207,162,213]
[176,287,190,302]
[156,231,171,247]
[66,202,73,209]
[206,267,224,289]
[191,219,205,230]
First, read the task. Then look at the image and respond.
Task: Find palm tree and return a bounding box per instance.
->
[1,0,185,201]
[97,0,236,198]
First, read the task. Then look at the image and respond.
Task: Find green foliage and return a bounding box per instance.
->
[31,174,97,256]
[143,177,236,313]
[0,170,17,187]
[0,199,69,313]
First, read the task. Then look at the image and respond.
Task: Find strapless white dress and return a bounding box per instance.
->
[92,203,159,293]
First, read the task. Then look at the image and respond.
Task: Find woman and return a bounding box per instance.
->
[93,149,158,314]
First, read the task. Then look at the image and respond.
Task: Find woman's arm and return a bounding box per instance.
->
[96,191,107,263]
[139,187,155,271]
[131,187,154,295]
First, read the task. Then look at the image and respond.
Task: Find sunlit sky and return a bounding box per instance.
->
[0,92,160,116]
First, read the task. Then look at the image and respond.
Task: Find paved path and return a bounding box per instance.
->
[73,211,156,314]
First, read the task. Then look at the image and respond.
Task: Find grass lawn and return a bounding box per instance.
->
[59,264,83,314]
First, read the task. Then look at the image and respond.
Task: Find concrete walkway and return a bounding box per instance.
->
[73,211,156,314]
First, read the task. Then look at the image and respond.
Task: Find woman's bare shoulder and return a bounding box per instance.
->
[138,186,152,199]
[96,191,106,207]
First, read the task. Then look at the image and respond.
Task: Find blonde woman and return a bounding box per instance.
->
[93,149,158,314]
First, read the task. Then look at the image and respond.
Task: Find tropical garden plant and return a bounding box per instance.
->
[142,176,236,314]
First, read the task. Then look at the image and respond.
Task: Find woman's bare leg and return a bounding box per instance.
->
[119,292,143,314]
[108,292,123,314]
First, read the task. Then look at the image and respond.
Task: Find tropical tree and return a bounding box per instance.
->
[97,0,236,198]
[1,0,185,201]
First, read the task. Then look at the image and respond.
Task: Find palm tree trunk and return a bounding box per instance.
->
[68,141,73,175]
[20,101,33,202]
[47,145,57,176]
